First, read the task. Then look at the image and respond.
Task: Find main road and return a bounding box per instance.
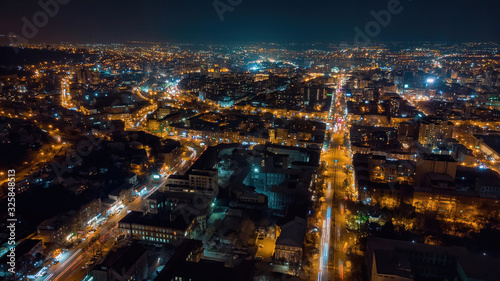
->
[318,132,351,281]
[41,178,164,281]
[318,74,353,281]
[39,143,202,281]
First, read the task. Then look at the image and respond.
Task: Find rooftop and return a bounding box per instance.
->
[276,216,306,248]
[119,210,193,231]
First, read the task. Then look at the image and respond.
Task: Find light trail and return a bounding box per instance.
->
[318,184,333,281]
[340,262,344,280]
[48,249,82,281]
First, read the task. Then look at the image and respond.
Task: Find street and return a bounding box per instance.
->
[40,184,157,281]
[36,143,201,281]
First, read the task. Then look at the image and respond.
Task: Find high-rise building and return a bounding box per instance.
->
[418,120,454,149]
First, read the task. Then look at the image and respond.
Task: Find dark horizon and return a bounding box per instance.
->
[1,0,500,44]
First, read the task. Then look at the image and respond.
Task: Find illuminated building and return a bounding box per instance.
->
[274,216,306,264]
[474,134,500,163]
[367,237,500,281]
[418,120,454,149]
[165,169,218,194]
[118,211,195,246]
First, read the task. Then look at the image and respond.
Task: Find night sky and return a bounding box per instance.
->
[1,0,499,44]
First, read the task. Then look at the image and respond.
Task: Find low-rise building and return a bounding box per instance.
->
[154,239,254,281]
[274,217,306,264]
[92,243,149,281]
[118,210,195,246]
[367,237,499,281]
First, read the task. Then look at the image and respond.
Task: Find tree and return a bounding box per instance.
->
[119,188,132,203]
[237,219,256,246]
[343,178,350,189]
[206,225,216,239]
[259,218,270,227]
